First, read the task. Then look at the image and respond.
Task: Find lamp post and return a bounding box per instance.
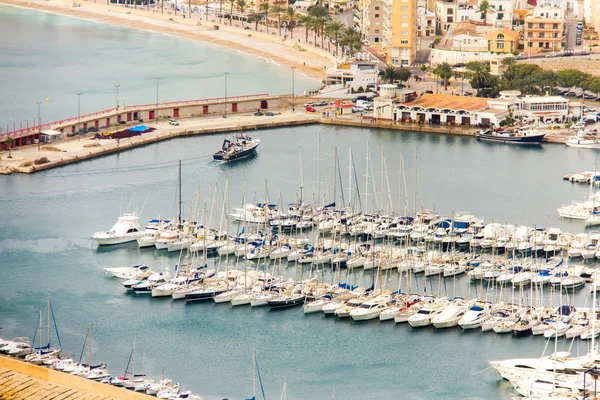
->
[115,84,120,110]
[155,77,161,124]
[292,66,296,112]
[583,367,600,398]
[36,101,42,151]
[77,92,82,130]
[223,72,229,118]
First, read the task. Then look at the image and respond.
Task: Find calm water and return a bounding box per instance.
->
[2,6,600,400]
[0,5,317,129]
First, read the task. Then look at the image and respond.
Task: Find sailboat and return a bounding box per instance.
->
[246,351,267,400]
[25,299,62,364]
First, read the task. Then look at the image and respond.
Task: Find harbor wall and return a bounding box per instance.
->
[0,355,153,399]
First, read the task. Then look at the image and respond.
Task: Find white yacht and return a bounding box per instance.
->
[432,299,467,329]
[458,304,490,329]
[137,218,171,248]
[350,298,389,321]
[92,212,144,246]
[104,264,152,280]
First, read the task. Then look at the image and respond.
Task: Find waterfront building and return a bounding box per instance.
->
[325,57,379,90]
[381,0,417,67]
[487,90,569,123]
[249,0,289,14]
[523,4,564,54]
[486,28,520,53]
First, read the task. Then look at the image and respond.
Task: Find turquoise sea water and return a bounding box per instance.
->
[0,5,317,129]
[2,6,600,400]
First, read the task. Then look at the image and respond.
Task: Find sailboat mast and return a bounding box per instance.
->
[47,298,51,347]
[365,141,369,213]
[252,351,257,398]
[87,325,92,367]
[332,146,337,208]
[348,147,352,209]
[298,147,304,204]
[177,160,182,226]
[39,309,43,350]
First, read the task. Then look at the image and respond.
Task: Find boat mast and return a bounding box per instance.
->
[47,298,51,348]
[39,309,42,351]
[87,325,92,367]
[252,351,257,399]
[280,379,287,400]
[178,160,182,228]
[364,141,369,213]
[298,147,304,204]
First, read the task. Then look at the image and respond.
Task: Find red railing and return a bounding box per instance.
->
[0,93,270,141]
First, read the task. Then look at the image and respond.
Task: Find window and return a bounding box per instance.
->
[552,23,558,29]
[447,16,453,22]
[401,23,408,27]
[400,39,409,44]
[539,32,544,38]
[498,5,502,10]
[375,29,379,33]
[538,42,543,47]
[447,8,453,14]
[401,14,408,19]
[401,30,408,35]
[401,5,408,10]
[374,37,380,42]
[527,32,532,38]
[375,6,379,10]
[375,13,379,17]
[497,42,504,49]
[528,23,533,28]
[539,23,545,29]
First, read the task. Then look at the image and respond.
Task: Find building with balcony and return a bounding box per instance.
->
[381,0,417,66]
[435,0,458,33]
[523,5,564,54]
[361,0,386,50]
[417,7,436,37]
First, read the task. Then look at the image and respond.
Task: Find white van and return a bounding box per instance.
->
[355,99,372,107]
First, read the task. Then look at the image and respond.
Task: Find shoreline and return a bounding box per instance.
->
[0,0,334,82]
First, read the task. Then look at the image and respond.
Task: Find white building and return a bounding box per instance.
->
[325,57,378,91]
[452,33,488,51]
[417,7,437,37]
[487,90,569,123]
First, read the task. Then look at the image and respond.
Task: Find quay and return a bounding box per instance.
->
[0,355,152,399]
[0,94,569,174]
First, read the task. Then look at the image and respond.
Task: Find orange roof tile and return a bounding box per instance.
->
[404,94,489,112]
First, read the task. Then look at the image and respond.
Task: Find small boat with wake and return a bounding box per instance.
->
[213,133,260,162]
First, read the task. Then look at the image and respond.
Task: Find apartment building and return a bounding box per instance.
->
[361,0,386,50]
[417,7,436,37]
[382,0,417,66]
[523,4,564,53]
[435,0,458,34]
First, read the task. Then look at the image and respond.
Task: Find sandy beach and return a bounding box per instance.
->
[0,0,335,81]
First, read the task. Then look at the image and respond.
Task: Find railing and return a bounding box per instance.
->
[0,93,270,142]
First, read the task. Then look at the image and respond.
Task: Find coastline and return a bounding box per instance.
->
[0,0,334,82]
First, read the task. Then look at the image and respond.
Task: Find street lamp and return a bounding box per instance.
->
[77,92,82,129]
[583,367,600,398]
[115,84,120,110]
[292,67,296,112]
[36,101,42,151]
[155,77,161,124]
[223,72,229,118]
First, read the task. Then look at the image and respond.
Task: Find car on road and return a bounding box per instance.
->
[515,55,525,60]
[303,102,314,107]
[364,105,374,111]
[305,106,317,112]
[169,119,179,125]
[352,95,369,103]
[545,53,558,58]
[572,122,587,130]
[452,62,466,68]
[352,105,366,113]
[313,101,329,107]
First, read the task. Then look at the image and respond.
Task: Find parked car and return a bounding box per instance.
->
[313,101,329,107]
[575,50,590,55]
[422,90,433,95]
[352,105,366,113]
[364,105,374,111]
[169,119,179,126]
[303,102,314,107]
[572,122,587,130]
[305,106,317,112]
[515,55,525,60]
[545,53,558,58]
[352,95,369,103]
[452,62,466,68]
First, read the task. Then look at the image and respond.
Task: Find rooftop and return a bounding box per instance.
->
[407,94,489,111]
[522,95,568,103]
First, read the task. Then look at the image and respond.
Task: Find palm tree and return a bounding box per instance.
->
[465,61,491,96]
[432,62,453,91]
[219,0,224,24]
[500,56,516,70]
[248,14,262,31]
[4,136,13,159]
[283,7,297,38]
[236,0,247,27]
[309,6,330,48]
[298,15,313,43]
[477,0,495,26]
[228,0,235,25]
[324,20,343,55]
[259,2,269,33]
[270,5,282,36]
[382,66,399,83]
[339,27,362,55]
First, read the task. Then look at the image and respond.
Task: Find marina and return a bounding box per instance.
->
[5,3,600,400]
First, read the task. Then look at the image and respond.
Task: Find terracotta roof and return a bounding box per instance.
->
[405,94,489,112]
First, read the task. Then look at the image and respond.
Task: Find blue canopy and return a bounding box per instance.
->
[128,125,149,132]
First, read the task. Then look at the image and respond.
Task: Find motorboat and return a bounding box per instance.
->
[137,218,171,248]
[566,129,600,149]
[213,133,260,162]
[132,271,170,294]
[350,298,389,321]
[104,264,152,280]
[458,304,490,330]
[432,299,467,329]
[334,298,365,318]
[92,212,144,246]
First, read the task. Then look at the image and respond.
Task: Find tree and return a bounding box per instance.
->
[248,14,263,31]
[324,20,343,55]
[4,136,13,159]
[382,66,399,83]
[236,0,247,27]
[270,5,283,36]
[534,70,558,95]
[259,2,270,33]
[298,15,313,43]
[309,6,330,48]
[228,0,236,25]
[477,0,495,26]
[558,69,591,95]
[500,56,516,70]
[583,76,600,99]
[465,61,491,96]
[219,0,224,24]
[432,62,453,91]
[339,27,362,55]
[283,7,297,38]
[397,67,412,84]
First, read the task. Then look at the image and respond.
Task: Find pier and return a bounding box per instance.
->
[0,356,152,399]
[0,93,569,174]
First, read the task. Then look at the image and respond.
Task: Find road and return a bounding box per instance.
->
[564,19,577,51]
